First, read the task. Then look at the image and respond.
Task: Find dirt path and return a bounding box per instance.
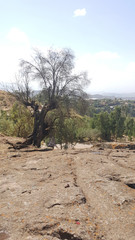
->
[0,136,135,239]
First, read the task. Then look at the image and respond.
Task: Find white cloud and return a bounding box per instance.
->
[126,62,135,73]
[1,37,135,94]
[7,27,29,45]
[95,51,120,60]
[73,8,86,17]
[0,28,31,86]
[0,29,50,89]
[75,52,135,93]
[0,45,31,86]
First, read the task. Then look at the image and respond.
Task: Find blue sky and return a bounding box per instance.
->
[0,0,135,93]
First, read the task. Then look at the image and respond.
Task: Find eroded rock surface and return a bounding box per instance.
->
[1,136,135,239]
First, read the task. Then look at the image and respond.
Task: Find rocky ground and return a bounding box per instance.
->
[0,135,135,240]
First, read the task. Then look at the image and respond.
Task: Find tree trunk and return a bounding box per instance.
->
[12,104,54,149]
[27,104,52,147]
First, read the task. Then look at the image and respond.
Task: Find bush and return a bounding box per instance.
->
[0,102,33,137]
[76,127,101,142]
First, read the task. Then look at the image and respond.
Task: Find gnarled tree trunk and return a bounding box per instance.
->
[13,104,55,149]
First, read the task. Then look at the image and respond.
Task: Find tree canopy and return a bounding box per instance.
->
[11,48,90,148]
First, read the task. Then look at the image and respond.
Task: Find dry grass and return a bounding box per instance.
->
[0,90,16,111]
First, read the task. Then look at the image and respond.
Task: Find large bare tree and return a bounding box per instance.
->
[12,48,90,148]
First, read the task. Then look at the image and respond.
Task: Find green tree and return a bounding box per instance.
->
[110,107,125,140]
[76,116,100,142]
[92,112,111,141]
[124,117,135,140]
[53,108,83,148]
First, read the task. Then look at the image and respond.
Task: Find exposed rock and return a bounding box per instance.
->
[1,135,135,239]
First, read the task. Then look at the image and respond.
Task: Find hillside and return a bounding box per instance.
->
[1,135,135,239]
[0,90,16,111]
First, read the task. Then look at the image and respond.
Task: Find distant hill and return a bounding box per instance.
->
[90,92,135,100]
[1,90,135,113]
[0,90,16,111]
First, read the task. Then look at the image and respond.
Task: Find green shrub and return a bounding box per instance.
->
[0,102,33,137]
